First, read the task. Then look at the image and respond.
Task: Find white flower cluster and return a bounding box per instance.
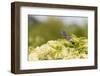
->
[29,35,88,61]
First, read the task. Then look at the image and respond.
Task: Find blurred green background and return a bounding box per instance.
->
[28,15,88,52]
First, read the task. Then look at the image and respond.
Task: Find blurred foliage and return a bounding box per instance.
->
[28,16,88,54]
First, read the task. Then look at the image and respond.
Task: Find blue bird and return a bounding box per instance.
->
[61,31,71,41]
